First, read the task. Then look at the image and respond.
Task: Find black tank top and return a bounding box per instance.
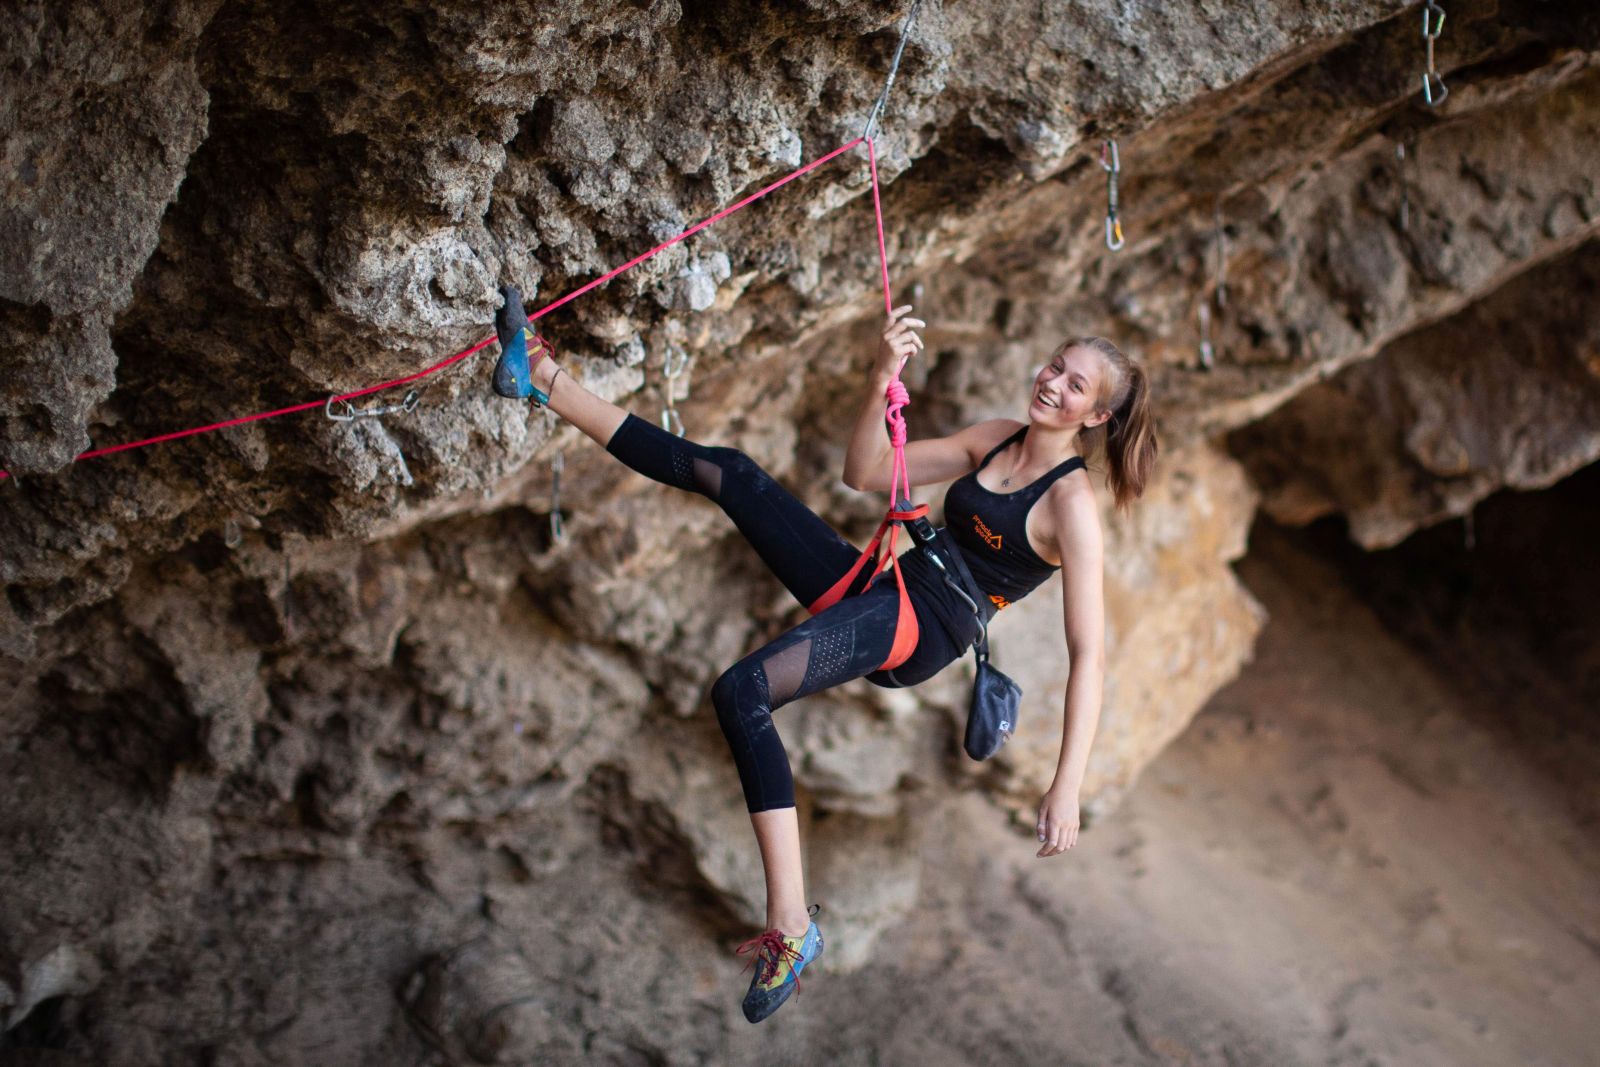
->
[941,425,1086,611]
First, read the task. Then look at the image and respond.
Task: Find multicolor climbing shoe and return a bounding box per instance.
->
[735,904,823,1024]
[492,284,554,402]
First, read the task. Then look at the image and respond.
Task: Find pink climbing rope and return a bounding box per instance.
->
[866,137,911,517]
[0,136,869,483]
[34,336,501,475]
[803,132,924,672]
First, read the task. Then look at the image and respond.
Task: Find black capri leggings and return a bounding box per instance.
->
[604,413,963,812]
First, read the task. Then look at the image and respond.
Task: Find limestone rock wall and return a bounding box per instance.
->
[3,1,1599,1062]
[1228,241,1600,548]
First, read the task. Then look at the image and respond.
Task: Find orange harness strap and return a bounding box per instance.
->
[806,503,927,672]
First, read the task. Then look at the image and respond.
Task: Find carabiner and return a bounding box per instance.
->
[323,389,422,422]
[1104,215,1125,252]
[1422,71,1448,107]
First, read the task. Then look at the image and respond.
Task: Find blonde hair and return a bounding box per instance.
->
[1056,336,1158,514]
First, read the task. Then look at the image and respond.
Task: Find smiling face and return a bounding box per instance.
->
[1028,344,1114,433]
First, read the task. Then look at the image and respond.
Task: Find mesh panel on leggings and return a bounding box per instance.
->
[671,447,696,490]
[802,623,856,694]
[692,457,723,498]
[759,639,811,707]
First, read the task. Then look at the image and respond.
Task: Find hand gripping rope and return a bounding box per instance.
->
[802,136,925,673]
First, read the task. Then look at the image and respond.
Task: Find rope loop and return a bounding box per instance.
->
[884,378,910,447]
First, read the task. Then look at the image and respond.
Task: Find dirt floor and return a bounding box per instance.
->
[701,517,1600,1067]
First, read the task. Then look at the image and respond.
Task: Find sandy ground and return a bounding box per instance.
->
[703,519,1600,1067]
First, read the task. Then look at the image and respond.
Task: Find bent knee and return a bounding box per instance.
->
[685,445,755,498]
[702,445,763,481]
[711,662,765,730]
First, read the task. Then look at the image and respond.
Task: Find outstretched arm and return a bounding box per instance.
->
[1036,482,1106,858]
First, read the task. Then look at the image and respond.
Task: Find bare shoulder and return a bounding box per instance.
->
[960,417,1025,467]
[1040,460,1103,564]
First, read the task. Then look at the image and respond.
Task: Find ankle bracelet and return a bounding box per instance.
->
[532,365,563,408]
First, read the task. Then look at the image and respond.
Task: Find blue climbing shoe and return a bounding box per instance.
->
[492,284,552,401]
[735,904,824,1024]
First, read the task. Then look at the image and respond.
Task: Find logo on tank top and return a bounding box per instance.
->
[972,514,1002,551]
[989,593,1010,611]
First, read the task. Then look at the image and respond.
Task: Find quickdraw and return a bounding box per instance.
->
[1101,140,1125,252]
[1421,1,1448,106]
[550,452,567,545]
[324,388,421,423]
[660,343,688,438]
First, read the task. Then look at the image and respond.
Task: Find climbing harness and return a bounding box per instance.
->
[324,388,421,422]
[1100,140,1125,251]
[550,452,566,545]
[660,343,688,438]
[1421,1,1448,106]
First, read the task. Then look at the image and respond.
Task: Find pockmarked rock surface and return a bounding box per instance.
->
[3,1,1599,1062]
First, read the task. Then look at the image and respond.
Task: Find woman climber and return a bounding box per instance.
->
[491,284,1158,1024]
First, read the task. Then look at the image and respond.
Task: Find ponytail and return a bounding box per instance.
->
[1060,337,1159,515]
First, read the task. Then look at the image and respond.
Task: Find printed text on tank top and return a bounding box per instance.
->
[968,424,1086,569]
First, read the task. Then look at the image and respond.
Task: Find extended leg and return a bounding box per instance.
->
[526,343,868,608]
[710,584,900,933]
[531,348,630,451]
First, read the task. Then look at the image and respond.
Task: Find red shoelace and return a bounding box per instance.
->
[734,929,808,994]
